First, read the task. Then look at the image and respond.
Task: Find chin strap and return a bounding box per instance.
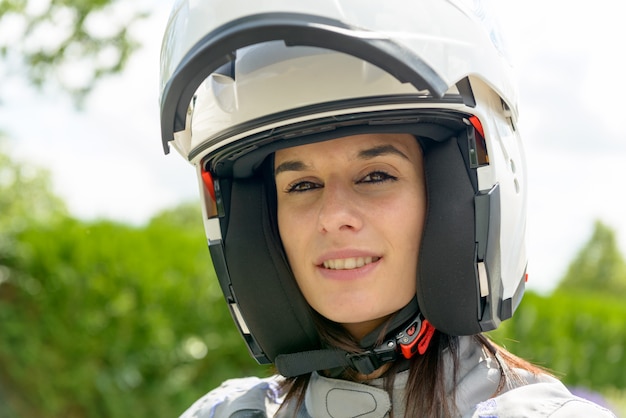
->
[275,310,436,377]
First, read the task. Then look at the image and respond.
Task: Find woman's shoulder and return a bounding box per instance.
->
[465,378,617,418]
[179,375,284,418]
[455,337,616,417]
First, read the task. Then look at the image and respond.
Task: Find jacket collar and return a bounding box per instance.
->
[303,336,501,417]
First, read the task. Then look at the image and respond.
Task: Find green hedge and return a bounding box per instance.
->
[0,209,264,418]
[489,291,626,391]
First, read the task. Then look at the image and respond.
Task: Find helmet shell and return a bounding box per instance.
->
[159,0,526,365]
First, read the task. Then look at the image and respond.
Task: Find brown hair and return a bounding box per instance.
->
[278,315,548,418]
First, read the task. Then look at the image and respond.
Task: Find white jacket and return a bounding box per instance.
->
[180,337,616,417]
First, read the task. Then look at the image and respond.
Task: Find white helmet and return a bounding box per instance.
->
[159,0,527,376]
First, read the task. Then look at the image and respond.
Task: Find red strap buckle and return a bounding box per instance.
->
[398,316,436,359]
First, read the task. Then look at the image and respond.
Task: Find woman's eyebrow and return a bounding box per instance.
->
[275,160,309,176]
[357,144,409,161]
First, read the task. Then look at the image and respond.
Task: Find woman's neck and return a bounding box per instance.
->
[341,314,393,341]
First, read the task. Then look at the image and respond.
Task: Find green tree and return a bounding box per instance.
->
[0,139,67,286]
[489,291,626,393]
[0,138,67,230]
[556,220,626,296]
[0,0,148,102]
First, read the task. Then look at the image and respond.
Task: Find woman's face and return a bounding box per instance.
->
[275,133,426,339]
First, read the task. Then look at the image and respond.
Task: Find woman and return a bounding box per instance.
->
[158,1,616,416]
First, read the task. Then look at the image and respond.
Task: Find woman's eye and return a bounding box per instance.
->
[286,181,321,193]
[360,171,397,184]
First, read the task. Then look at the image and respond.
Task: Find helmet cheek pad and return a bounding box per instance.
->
[419,116,517,336]
[217,171,320,363]
[419,135,493,335]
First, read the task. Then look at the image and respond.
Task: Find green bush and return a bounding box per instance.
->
[489,291,626,391]
[0,206,265,418]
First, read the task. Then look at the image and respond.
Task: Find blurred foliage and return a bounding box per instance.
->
[557,220,626,295]
[0,0,148,104]
[0,146,263,417]
[0,137,67,226]
[489,291,626,392]
[0,137,67,280]
[490,221,626,413]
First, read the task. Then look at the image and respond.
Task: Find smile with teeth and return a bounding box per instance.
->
[322,256,380,270]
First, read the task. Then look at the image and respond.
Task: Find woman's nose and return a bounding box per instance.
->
[317,181,363,233]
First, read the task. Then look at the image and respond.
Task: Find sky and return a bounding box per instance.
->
[1,1,625,294]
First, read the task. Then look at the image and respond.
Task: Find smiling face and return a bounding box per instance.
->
[275,133,427,340]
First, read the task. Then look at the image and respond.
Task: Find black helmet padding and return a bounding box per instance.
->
[223,173,320,363]
[418,136,483,335]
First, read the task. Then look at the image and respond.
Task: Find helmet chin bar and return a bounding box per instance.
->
[160,12,450,154]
